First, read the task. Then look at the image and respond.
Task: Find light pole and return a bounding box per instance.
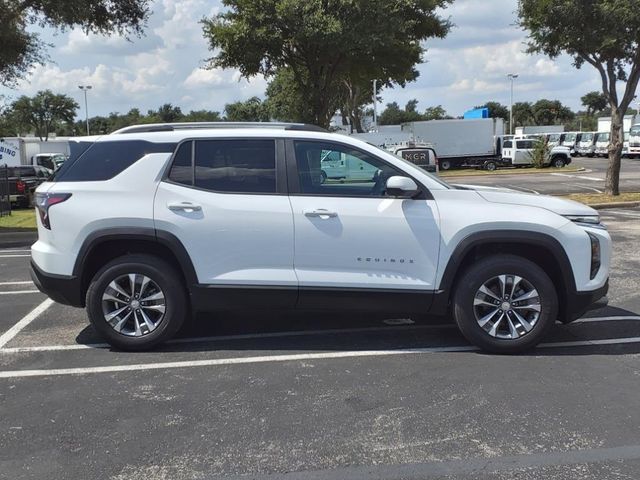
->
[372,79,378,132]
[78,85,92,135]
[507,73,518,135]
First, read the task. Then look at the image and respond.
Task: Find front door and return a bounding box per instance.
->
[287,140,441,310]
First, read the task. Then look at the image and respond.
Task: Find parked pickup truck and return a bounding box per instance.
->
[3,165,52,207]
[501,139,572,168]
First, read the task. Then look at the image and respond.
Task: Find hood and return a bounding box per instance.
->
[475,190,597,216]
[451,184,515,193]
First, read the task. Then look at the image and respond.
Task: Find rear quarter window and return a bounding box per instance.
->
[55,140,177,182]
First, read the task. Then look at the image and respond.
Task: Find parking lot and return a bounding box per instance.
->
[0,207,639,479]
[448,156,640,195]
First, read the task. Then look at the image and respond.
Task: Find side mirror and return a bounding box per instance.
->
[386,176,419,198]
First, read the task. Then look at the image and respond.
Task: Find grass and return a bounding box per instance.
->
[0,209,37,230]
[438,166,583,178]
[562,192,640,205]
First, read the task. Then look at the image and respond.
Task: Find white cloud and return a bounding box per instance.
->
[184,68,226,88]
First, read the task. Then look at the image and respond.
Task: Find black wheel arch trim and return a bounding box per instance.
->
[73,227,199,286]
[432,230,578,317]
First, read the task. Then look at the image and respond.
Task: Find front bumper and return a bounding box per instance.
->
[30,260,84,308]
[562,279,609,323]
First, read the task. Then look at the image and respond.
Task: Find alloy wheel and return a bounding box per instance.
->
[473,274,541,340]
[101,273,166,336]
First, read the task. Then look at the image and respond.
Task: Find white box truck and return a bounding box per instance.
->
[597,115,637,134]
[514,125,564,136]
[0,137,70,169]
[401,118,505,170]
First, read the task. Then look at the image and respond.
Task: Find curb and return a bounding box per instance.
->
[588,201,640,210]
[0,230,37,249]
[439,167,586,178]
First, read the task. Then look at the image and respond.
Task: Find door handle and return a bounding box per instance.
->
[167,201,202,213]
[304,209,337,218]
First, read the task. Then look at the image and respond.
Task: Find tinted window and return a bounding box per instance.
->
[503,140,513,148]
[56,141,176,182]
[294,141,402,197]
[168,141,193,186]
[193,139,276,193]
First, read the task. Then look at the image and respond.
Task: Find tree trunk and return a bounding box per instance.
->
[605,106,623,196]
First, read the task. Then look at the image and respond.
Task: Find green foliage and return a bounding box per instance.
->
[0,0,150,86]
[378,100,434,125]
[423,105,450,121]
[528,137,550,168]
[518,0,640,194]
[11,90,78,140]
[224,97,270,122]
[512,101,534,126]
[531,99,574,125]
[581,91,608,116]
[475,102,509,120]
[202,0,452,127]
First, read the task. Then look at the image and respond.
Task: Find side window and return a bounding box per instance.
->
[503,140,513,148]
[294,141,403,197]
[194,139,276,193]
[168,141,193,186]
[56,141,176,182]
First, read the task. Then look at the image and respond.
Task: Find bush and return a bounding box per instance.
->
[528,138,550,168]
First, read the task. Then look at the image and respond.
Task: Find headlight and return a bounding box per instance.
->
[587,232,601,280]
[564,214,607,230]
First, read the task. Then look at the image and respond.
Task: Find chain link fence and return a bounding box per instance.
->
[0,164,11,217]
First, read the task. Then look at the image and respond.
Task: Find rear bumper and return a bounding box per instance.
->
[562,279,609,323]
[30,260,84,308]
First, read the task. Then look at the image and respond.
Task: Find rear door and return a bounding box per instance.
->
[154,137,297,307]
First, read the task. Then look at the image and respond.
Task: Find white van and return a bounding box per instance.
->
[320,148,380,182]
[577,132,596,157]
[594,132,610,157]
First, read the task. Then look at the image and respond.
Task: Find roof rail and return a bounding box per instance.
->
[110,122,327,135]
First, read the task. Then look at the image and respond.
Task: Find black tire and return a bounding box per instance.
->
[551,156,566,168]
[440,160,452,171]
[452,254,558,354]
[484,161,497,171]
[86,254,188,351]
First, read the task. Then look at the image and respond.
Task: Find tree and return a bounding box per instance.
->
[11,90,78,140]
[182,110,222,122]
[264,69,312,123]
[155,104,183,123]
[581,91,608,116]
[518,0,640,195]
[512,101,534,127]
[224,97,269,122]
[423,105,450,121]
[378,100,426,125]
[530,99,574,126]
[0,0,150,86]
[202,0,452,128]
[475,102,510,121]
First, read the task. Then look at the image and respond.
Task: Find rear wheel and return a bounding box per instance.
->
[440,160,452,171]
[452,255,558,354]
[484,161,497,171]
[86,254,187,351]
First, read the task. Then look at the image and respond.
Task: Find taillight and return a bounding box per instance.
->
[35,193,71,230]
[16,180,25,193]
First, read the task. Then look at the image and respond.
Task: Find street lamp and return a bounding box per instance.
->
[78,85,92,135]
[507,73,518,135]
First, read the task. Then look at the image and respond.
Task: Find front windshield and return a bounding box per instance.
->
[563,133,576,142]
[597,133,610,142]
[630,126,640,137]
[548,134,561,142]
[582,133,594,142]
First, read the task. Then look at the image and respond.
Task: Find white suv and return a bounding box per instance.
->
[31,123,611,353]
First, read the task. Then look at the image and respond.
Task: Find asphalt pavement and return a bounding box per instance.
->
[0,208,639,479]
[446,156,640,195]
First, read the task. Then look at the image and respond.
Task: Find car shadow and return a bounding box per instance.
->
[73,305,640,357]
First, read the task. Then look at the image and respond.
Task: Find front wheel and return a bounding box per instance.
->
[484,161,497,171]
[551,156,566,168]
[452,255,558,354]
[86,254,187,351]
[440,160,452,171]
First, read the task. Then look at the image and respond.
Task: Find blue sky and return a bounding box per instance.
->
[0,0,608,120]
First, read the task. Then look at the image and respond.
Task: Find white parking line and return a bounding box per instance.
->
[603,210,640,218]
[551,173,603,182]
[0,281,33,286]
[0,290,41,295]
[0,249,31,253]
[566,183,603,193]
[573,315,640,324]
[0,298,54,349]
[0,255,30,258]
[1,334,640,378]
